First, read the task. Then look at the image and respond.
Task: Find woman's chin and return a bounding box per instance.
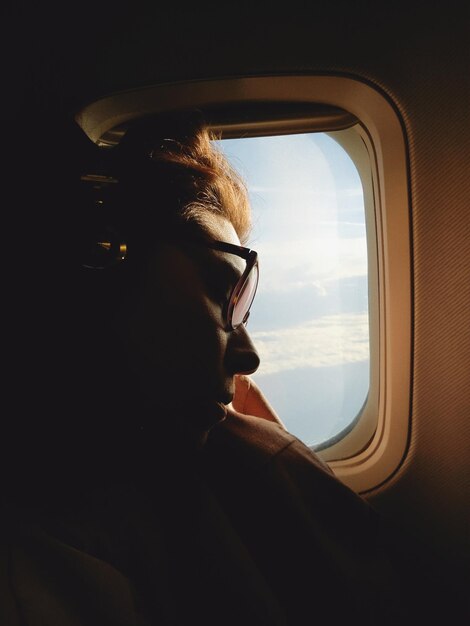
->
[153,396,228,443]
[188,398,228,430]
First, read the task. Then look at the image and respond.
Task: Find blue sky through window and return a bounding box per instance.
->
[217,133,369,447]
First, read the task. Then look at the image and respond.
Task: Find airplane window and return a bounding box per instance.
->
[216,132,370,448]
[75,75,411,488]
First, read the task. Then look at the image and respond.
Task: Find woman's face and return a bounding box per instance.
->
[118,213,260,440]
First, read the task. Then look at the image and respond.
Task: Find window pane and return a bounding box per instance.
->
[217,133,369,448]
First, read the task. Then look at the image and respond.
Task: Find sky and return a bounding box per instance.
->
[217,133,369,447]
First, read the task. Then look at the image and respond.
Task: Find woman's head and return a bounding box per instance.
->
[73,115,260,441]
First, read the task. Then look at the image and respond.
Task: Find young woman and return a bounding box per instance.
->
[1,116,414,625]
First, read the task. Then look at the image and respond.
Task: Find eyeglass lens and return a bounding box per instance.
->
[232,263,259,327]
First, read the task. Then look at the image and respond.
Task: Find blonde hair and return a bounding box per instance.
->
[117,119,252,245]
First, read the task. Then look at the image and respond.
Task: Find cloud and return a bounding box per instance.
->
[251,313,369,375]
[254,237,368,295]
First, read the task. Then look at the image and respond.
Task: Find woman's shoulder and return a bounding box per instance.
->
[206,409,333,476]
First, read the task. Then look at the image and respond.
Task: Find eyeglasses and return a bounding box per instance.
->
[202,239,259,330]
[83,234,259,331]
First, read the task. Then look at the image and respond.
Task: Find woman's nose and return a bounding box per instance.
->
[226,324,261,375]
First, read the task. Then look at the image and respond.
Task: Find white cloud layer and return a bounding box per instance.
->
[251,313,369,375]
[255,236,368,294]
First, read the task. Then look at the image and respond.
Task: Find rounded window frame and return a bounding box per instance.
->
[76,75,412,493]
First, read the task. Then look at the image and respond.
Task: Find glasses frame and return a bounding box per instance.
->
[201,239,259,330]
[83,231,259,330]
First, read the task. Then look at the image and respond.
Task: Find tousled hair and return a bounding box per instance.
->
[112,116,252,245]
